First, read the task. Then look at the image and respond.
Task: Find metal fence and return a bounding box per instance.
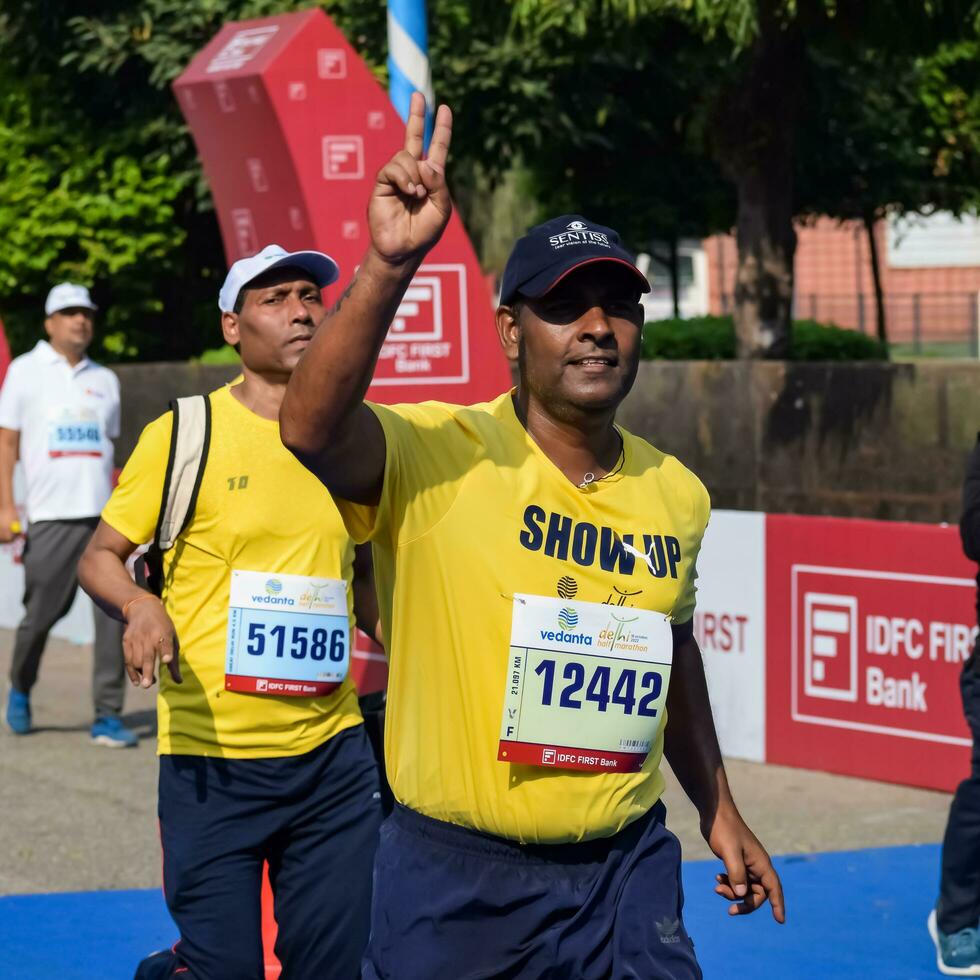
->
[719,292,980,356]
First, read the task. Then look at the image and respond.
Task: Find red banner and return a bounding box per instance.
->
[766,514,977,791]
[497,740,645,773]
[173,9,511,405]
[351,629,388,695]
[224,675,339,697]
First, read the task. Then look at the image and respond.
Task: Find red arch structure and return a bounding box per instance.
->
[173,8,511,406]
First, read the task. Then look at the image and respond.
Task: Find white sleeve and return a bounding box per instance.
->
[0,363,25,431]
[105,370,121,440]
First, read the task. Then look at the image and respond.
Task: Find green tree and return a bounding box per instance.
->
[513,23,735,312]
[0,78,194,358]
[515,0,978,357]
[797,38,980,346]
[0,0,731,356]
[0,0,384,361]
[2,0,976,363]
[404,3,738,309]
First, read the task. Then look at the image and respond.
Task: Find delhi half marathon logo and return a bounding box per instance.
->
[298,581,339,611]
[557,576,578,599]
[599,613,646,653]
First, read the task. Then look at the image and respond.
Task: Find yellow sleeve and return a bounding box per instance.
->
[334,401,477,548]
[101,412,173,545]
[670,471,712,626]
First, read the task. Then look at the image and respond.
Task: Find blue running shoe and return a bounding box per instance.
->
[929,909,980,976]
[5,687,31,735]
[91,716,138,748]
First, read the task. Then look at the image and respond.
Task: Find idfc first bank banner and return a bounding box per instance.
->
[765,515,976,792]
[694,511,976,792]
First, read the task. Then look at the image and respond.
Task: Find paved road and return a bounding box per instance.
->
[0,632,956,895]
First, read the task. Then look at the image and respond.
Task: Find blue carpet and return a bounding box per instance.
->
[0,844,945,979]
[686,844,942,979]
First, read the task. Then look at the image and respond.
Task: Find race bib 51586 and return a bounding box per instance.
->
[225,570,349,697]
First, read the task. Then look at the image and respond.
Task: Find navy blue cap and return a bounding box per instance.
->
[499,215,650,306]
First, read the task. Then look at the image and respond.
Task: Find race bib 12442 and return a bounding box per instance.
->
[497,594,673,773]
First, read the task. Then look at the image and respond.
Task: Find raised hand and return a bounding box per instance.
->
[369,91,453,265]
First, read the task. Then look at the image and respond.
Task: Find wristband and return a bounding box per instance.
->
[123,593,160,622]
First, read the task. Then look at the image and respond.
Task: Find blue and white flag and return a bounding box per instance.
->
[387,0,434,146]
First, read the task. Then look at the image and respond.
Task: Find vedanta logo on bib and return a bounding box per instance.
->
[254,576,295,605]
[540,628,593,646]
[540,607,593,646]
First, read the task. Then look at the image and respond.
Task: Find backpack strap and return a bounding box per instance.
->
[152,394,212,552]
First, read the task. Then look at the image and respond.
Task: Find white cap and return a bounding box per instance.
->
[45,283,98,316]
[218,244,340,313]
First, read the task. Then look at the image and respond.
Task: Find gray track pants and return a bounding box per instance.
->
[8,518,125,718]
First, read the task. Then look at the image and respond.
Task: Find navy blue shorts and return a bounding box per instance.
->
[158,724,382,980]
[363,801,701,980]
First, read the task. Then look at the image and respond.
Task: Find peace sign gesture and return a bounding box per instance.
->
[369,91,453,265]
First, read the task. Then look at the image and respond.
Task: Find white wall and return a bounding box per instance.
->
[888,211,980,269]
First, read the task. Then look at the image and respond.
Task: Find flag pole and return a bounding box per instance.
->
[387,0,434,147]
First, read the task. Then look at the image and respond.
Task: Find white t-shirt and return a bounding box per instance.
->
[0,340,120,522]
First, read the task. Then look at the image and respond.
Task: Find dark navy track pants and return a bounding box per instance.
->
[158,725,382,980]
[362,801,701,980]
[938,657,980,933]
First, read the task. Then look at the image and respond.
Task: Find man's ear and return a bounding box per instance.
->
[221,311,241,349]
[43,316,54,340]
[494,306,520,363]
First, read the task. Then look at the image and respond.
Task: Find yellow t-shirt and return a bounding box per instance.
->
[103,384,362,758]
[336,391,710,843]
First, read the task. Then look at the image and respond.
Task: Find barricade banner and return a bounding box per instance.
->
[695,511,767,763]
[765,514,976,791]
[351,628,388,693]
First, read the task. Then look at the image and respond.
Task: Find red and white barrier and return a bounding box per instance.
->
[697,511,976,792]
[694,511,767,763]
[763,514,976,792]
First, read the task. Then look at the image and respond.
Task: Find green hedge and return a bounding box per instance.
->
[641,315,887,360]
[194,345,241,365]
